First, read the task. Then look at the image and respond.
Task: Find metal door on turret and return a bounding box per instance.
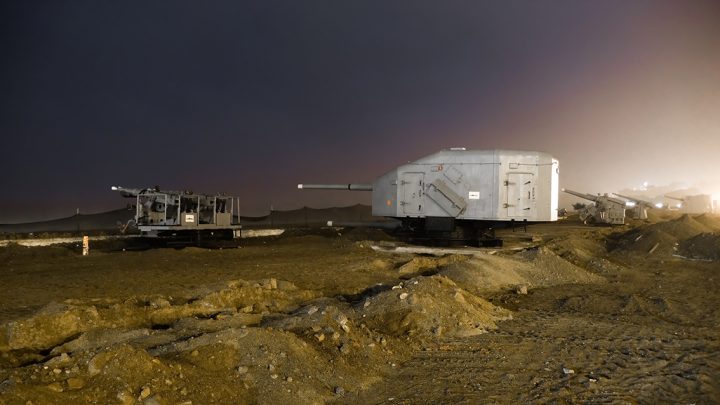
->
[400,172,424,215]
[506,173,535,217]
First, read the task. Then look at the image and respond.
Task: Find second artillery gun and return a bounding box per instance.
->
[299,148,559,245]
[613,193,656,220]
[112,186,242,243]
[563,189,626,225]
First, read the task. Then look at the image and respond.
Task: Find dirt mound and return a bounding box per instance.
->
[396,254,470,278]
[653,214,712,239]
[679,233,720,261]
[546,233,608,268]
[608,215,714,256]
[359,275,511,338]
[440,247,604,296]
[3,274,487,404]
[693,214,720,231]
[608,227,678,256]
[262,274,511,342]
[0,277,407,404]
[0,327,377,404]
[0,278,318,356]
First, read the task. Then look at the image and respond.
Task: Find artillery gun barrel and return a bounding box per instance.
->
[298,183,373,191]
[562,188,599,202]
[664,195,685,202]
[614,193,653,207]
[111,186,143,198]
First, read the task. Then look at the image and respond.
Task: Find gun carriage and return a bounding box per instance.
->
[112,186,241,242]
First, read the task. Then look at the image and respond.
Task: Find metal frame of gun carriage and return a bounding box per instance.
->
[112,186,241,243]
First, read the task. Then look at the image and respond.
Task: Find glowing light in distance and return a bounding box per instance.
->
[654,203,664,209]
[625,201,636,208]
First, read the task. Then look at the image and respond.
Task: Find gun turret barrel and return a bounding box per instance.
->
[111,186,143,198]
[298,183,373,191]
[614,193,654,207]
[664,195,685,202]
[562,188,599,202]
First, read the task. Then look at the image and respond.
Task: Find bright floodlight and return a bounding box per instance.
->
[655,202,664,208]
[625,201,636,208]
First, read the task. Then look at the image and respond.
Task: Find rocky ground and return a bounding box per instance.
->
[0,215,718,404]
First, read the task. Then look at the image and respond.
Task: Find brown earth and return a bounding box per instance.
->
[0,216,719,404]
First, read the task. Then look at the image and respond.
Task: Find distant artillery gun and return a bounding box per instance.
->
[664,194,714,214]
[613,193,656,220]
[563,189,626,225]
[111,186,242,242]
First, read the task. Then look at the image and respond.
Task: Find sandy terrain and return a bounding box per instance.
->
[0,216,718,404]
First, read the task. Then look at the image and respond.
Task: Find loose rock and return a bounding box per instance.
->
[66,377,85,390]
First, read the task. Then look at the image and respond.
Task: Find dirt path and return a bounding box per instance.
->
[349,259,720,404]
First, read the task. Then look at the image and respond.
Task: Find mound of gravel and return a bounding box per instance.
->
[359,275,511,338]
[693,214,720,232]
[0,278,318,355]
[0,278,405,404]
[679,233,720,261]
[0,274,510,404]
[440,247,604,296]
[608,215,714,256]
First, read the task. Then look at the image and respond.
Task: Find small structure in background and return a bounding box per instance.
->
[664,194,714,214]
[563,189,626,225]
[111,186,241,242]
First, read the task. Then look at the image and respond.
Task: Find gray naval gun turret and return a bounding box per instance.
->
[299,148,559,245]
[563,189,626,225]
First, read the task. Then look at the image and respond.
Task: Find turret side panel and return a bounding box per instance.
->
[391,160,498,219]
[495,152,558,222]
[371,170,400,217]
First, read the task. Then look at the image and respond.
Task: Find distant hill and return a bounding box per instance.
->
[240,204,381,227]
[0,204,387,234]
[0,208,135,234]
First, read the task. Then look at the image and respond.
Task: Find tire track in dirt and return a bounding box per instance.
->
[350,302,720,404]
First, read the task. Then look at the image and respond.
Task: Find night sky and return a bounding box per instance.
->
[2,1,719,222]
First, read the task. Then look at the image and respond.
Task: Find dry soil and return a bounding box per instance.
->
[0,217,718,404]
